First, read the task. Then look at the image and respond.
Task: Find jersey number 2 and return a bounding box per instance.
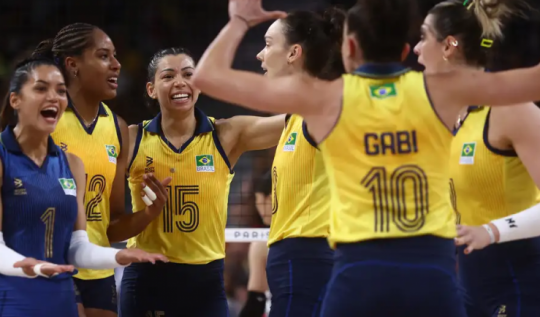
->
[362,165,428,233]
[163,185,200,233]
[86,174,106,222]
[41,208,56,258]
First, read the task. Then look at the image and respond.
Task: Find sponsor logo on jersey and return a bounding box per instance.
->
[145,156,154,173]
[13,178,26,195]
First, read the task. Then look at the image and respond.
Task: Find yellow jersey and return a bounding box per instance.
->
[450,106,537,226]
[267,114,329,246]
[127,108,234,264]
[319,64,455,247]
[52,102,120,280]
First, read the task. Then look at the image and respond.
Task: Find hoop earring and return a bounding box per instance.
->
[451,40,459,47]
[443,56,448,62]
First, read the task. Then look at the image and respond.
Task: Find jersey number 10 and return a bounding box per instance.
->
[163,185,200,233]
[362,165,428,233]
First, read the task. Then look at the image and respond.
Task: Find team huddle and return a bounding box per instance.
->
[1,0,540,316]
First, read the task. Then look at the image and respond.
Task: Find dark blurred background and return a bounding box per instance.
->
[1,0,539,314]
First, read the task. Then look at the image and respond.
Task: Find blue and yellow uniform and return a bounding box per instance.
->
[51,102,121,312]
[0,127,79,317]
[120,108,233,317]
[266,114,333,317]
[318,64,466,317]
[450,106,540,317]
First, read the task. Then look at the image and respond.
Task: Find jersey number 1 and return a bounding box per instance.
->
[41,208,56,259]
[362,165,428,233]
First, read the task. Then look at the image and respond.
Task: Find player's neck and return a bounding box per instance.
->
[68,88,102,124]
[160,109,197,139]
[13,125,49,165]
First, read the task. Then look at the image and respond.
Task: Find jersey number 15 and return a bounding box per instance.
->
[163,185,200,233]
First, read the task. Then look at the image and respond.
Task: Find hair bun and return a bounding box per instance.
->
[321,7,346,39]
[32,39,55,60]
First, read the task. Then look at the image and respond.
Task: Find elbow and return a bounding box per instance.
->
[192,71,209,91]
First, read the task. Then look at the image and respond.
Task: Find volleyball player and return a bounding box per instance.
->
[239,171,272,317]
[33,23,171,317]
[412,3,540,315]
[255,8,344,317]
[120,47,285,317]
[0,58,166,317]
[192,0,540,315]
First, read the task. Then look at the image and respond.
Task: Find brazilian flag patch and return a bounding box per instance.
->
[369,83,397,99]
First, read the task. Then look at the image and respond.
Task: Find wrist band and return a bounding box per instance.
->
[483,224,496,244]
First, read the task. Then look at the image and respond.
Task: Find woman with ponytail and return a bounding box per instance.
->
[415,0,540,316]
[254,7,345,317]
[32,23,171,317]
[0,58,166,317]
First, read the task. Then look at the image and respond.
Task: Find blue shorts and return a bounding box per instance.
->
[266,237,333,317]
[74,275,118,313]
[458,237,540,317]
[120,259,228,317]
[320,235,467,317]
[0,274,78,317]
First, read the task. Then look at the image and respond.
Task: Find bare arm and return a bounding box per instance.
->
[107,122,171,243]
[246,241,268,292]
[67,153,88,231]
[498,103,540,187]
[193,19,341,120]
[426,68,540,108]
[216,115,285,166]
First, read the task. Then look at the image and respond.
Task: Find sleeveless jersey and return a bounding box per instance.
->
[51,102,121,280]
[319,63,455,246]
[267,114,329,246]
[450,106,538,226]
[0,126,78,290]
[127,108,234,264]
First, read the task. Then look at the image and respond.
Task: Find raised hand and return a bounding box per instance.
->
[140,173,172,217]
[13,257,75,278]
[115,248,169,266]
[455,224,493,254]
[228,0,287,27]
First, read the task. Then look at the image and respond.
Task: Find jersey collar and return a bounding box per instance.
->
[353,63,410,78]
[0,126,59,155]
[67,100,108,116]
[145,107,214,136]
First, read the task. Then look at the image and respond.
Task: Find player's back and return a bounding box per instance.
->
[320,66,455,246]
[319,64,466,317]
[51,102,120,281]
[0,127,79,316]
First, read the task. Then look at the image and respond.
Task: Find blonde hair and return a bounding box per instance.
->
[470,0,514,39]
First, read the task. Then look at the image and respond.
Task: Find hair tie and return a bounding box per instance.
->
[54,57,61,66]
[481,38,494,48]
[463,0,475,10]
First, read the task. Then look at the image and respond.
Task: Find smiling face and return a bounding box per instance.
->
[9,64,68,134]
[146,53,200,113]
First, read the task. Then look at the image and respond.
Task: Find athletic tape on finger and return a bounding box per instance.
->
[33,263,52,278]
[142,195,153,206]
[143,186,157,201]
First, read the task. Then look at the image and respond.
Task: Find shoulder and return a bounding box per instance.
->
[128,124,141,140]
[65,152,84,174]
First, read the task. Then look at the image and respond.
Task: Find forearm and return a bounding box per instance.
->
[68,230,124,269]
[0,232,31,277]
[489,203,540,243]
[107,210,156,243]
